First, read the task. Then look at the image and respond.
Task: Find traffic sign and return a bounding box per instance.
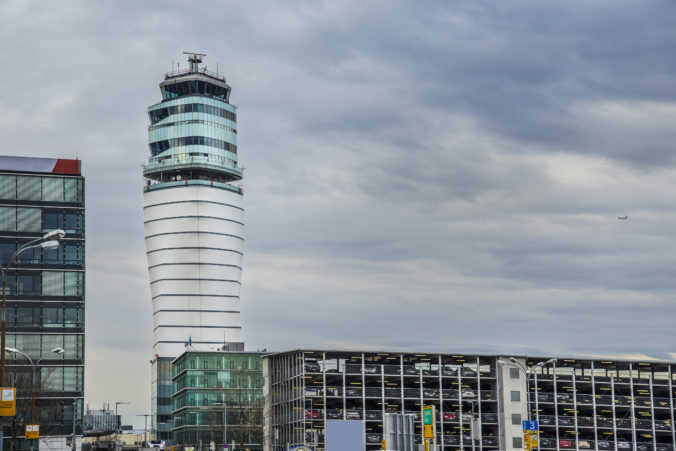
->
[524,433,538,450]
[0,388,16,416]
[422,405,435,439]
[522,420,538,432]
[25,425,39,439]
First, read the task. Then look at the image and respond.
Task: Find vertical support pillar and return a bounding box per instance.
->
[381,364,386,432]
[439,355,445,450]
[302,352,307,447]
[611,377,618,451]
[629,364,637,451]
[667,365,675,451]
[362,353,366,448]
[573,367,579,451]
[649,374,656,451]
[342,356,346,420]
[322,351,327,450]
[535,371,540,451]
[553,362,560,451]
[591,361,599,451]
[400,354,404,415]
[459,366,464,451]
[477,356,483,451]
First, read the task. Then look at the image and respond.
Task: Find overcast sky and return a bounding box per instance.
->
[2,0,676,428]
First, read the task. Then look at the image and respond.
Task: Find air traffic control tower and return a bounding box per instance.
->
[143,53,244,439]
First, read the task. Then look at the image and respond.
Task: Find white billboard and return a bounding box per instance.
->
[326,420,364,450]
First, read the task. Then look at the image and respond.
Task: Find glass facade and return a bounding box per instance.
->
[171,352,263,451]
[144,76,241,184]
[0,170,85,450]
[152,357,174,441]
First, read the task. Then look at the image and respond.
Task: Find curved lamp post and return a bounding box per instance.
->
[4,346,65,451]
[497,357,557,420]
[115,401,131,449]
[1,229,66,386]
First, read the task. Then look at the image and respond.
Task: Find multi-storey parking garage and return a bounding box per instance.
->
[263,350,676,451]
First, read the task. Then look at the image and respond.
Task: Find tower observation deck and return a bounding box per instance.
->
[144,52,242,185]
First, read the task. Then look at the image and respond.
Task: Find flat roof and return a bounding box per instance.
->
[0,156,81,175]
[263,348,676,365]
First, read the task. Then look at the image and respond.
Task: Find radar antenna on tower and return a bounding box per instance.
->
[183,51,207,71]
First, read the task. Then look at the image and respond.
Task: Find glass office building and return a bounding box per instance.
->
[143,53,245,441]
[0,156,85,450]
[171,351,263,450]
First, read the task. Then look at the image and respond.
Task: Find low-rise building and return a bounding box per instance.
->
[83,406,119,433]
[171,351,264,450]
[263,350,676,451]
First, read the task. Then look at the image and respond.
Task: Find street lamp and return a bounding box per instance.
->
[1,229,66,386]
[115,401,131,449]
[497,357,557,420]
[137,414,152,445]
[4,347,64,451]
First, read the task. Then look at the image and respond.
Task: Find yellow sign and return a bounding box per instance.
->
[524,433,538,450]
[0,388,16,416]
[26,425,39,439]
[423,405,435,439]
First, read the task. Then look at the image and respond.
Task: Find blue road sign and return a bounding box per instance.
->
[523,420,539,431]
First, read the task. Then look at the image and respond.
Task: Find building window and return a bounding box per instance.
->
[510,367,520,379]
[511,390,521,402]
[512,413,521,425]
[513,437,522,449]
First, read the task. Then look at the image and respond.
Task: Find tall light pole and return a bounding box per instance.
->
[137,414,152,445]
[1,229,65,386]
[115,401,130,449]
[497,357,557,420]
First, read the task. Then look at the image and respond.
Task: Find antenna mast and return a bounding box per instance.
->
[183,51,207,72]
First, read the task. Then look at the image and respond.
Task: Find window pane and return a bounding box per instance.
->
[0,240,15,261]
[42,210,60,231]
[0,175,16,200]
[43,177,64,202]
[17,274,41,295]
[16,306,39,327]
[17,176,41,201]
[17,207,41,232]
[64,178,78,202]
[43,271,64,296]
[43,306,62,327]
[0,207,16,231]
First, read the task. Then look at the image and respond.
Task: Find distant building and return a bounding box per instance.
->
[143,53,245,441]
[83,406,119,433]
[0,156,85,451]
[263,350,676,451]
[171,351,264,450]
